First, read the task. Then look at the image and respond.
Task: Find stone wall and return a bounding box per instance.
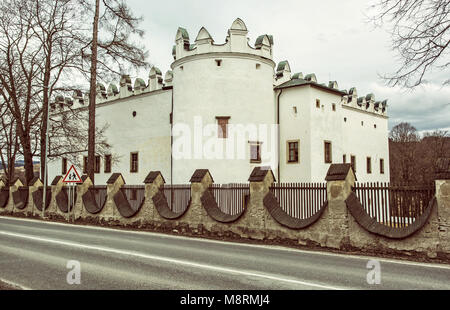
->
[2,165,450,260]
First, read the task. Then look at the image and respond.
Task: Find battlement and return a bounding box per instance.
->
[172,18,273,64]
[275,60,388,117]
[50,68,173,113]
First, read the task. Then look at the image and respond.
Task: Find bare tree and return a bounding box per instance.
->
[369,0,450,88]
[0,97,19,185]
[0,0,113,184]
[389,123,450,184]
[0,0,44,183]
[78,0,149,183]
[389,122,420,183]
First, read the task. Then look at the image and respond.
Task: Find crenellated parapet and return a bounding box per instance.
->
[172,18,274,65]
[49,68,173,113]
[275,67,388,116]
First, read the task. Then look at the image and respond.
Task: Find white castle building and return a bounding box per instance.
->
[48,18,390,185]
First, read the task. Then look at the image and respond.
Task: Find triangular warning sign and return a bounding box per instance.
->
[63,165,83,183]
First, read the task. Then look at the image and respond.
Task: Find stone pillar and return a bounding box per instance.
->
[99,173,125,222]
[323,164,356,249]
[179,169,213,232]
[235,167,275,240]
[76,176,93,220]
[48,176,64,217]
[142,171,165,226]
[9,178,24,214]
[435,158,450,256]
[28,178,43,216]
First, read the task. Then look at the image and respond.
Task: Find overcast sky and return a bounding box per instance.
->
[126,0,450,133]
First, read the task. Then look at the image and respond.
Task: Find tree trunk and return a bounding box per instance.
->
[88,0,100,184]
[40,55,51,182]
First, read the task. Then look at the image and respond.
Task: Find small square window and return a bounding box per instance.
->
[256,63,261,69]
[316,99,320,108]
[249,142,262,163]
[130,189,137,201]
[215,59,222,66]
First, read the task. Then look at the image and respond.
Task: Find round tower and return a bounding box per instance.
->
[171,18,276,184]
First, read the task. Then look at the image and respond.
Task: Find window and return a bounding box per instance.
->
[62,158,67,175]
[324,141,332,163]
[332,103,336,111]
[130,152,139,173]
[316,99,320,108]
[361,121,364,126]
[367,157,372,174]
[104,155,112,173]
[83,156,88,174]
[344,117,347,122]
[287,140,299,163]
[249,142,262,163]
[215,59,222,66]
[343,154,347,164]
[256,63,261,69]
[351,155,356,173]
[130,189,137,201]
[380,158,385,174]
[374,124,377,129]
[216,116,230,138]
[94,155,100,174]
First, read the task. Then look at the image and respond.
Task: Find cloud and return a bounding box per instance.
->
[370,83,450,131]
[125,0,449,132]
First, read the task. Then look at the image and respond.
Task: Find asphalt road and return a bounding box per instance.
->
[0,216,449,290]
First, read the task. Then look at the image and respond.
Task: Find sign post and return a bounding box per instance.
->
[62,165,83,222]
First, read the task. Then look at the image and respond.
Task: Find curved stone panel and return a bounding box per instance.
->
[345,191,436,239]
[0,188,9,208]
[113,189,144,218]
[152,189,189,220]
[56,187,77,213]
[12,187,29,210]
[201,189,246,223]
[263,191,327,229]
[32,187,52,211]
[82,187,107,214]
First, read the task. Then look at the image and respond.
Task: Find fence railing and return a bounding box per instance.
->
[210,183,250,215]
[121,185,145,211]
[353,182,435,227]
[269,183,327,219]
[163,184,191,213]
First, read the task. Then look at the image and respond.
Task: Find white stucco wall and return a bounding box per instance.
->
[171,54,276,184]
[48,90,172,185]
[278,84,390,183]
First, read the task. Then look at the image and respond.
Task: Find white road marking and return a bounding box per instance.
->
[0,277,32,290]
[1,215,449,270]
[0,230,345,290]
